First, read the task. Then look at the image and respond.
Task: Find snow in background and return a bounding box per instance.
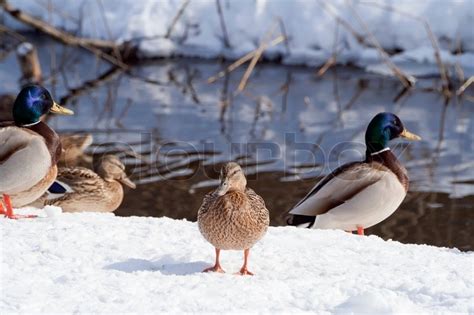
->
[4,0,474,75]
[1,208,473,313]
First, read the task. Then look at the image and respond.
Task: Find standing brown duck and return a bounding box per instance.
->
[198,162,269,275]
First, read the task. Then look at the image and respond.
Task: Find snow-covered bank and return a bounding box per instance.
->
[1,209,473,314]
[4,0,474,76]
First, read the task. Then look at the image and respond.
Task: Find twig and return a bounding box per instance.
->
[126,71,167,86]
[96,0,123,63]
[454,62,464,84]
[165,0,190,39]
[347,1,415,88]
[359,1,451,93]
[456,76,474,96]
[59,66,122,105]
[280,70,292,113]
[317,0,367,45]
[0,1,130,69]
[215,0,231,48]
[316,22,340,77]
[277,17,290,56]
[0,24,26,42]
[35,0,80,25]
[207,36,285,83]
[238,21,280,92]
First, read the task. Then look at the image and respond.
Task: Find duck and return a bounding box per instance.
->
[43,155,136,212]
[287,112,421,235]
[198,162,269,275]
[58,133,93,167]
[0,85,74,219]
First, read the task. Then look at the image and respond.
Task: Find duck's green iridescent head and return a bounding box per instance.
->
[13,85,73,126]
[365,112,421,154]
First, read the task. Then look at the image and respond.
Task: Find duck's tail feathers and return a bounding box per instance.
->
[286,214,316,228]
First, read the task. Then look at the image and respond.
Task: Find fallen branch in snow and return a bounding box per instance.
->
[215,0,231,49]
[237,22,281,92]
[0,0,133,69]
[206,36,286,84]
[276,17,291,56]
[317,0,367,45]
[165,0,190,39]
[347,2,416,88]
[359,1,452,97]
[316,22,340,77]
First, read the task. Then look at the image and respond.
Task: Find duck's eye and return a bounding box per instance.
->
[39,94,46,100]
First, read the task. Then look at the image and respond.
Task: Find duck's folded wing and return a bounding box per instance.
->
[0,127,51,194]
[289,162,385,217]
[47,167,104,199]
[197,191,217,216]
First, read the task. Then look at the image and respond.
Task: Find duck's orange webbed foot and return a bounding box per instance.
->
[236,267,254,276]
[2,194,37,219]
[203,264,225,273]
[203,248,225,273]
[357,226,365,235]
[235,249,254,276]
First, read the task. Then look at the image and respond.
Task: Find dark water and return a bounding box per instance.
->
[0,36,472,250]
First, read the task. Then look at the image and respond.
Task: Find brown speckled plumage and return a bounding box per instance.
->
[45,155,135,213]
[198,188,269,250]
[198,162,269,251]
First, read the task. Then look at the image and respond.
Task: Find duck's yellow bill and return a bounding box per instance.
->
[400,129,421,141]
[50,102,74,115]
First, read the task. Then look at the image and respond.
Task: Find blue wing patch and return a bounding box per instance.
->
[48,181,68,194]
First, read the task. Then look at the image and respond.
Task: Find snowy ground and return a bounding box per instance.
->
[1,207,473,314]
[4,0,474,76]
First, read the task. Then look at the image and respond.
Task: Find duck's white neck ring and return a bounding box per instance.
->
[371,147,390,156]
[20,120,41,127]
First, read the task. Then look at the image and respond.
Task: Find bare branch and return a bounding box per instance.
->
[0,1,131,69]
[215,0,231,48]
[207,36,285,84]
[456,76,474,96]
[347,1,415,88]
[165,0,190,39]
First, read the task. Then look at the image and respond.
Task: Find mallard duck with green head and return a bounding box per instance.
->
[288,112,421,235]
[0,85,73,219]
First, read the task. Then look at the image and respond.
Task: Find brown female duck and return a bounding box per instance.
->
[44,155,136,213]
[198,162,269,275]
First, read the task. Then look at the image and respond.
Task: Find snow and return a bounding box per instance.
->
[4,0,474,75]
[1,208,473,314]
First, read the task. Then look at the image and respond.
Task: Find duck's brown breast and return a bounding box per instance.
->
[27,122,61,165]
[198,189,269,250]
